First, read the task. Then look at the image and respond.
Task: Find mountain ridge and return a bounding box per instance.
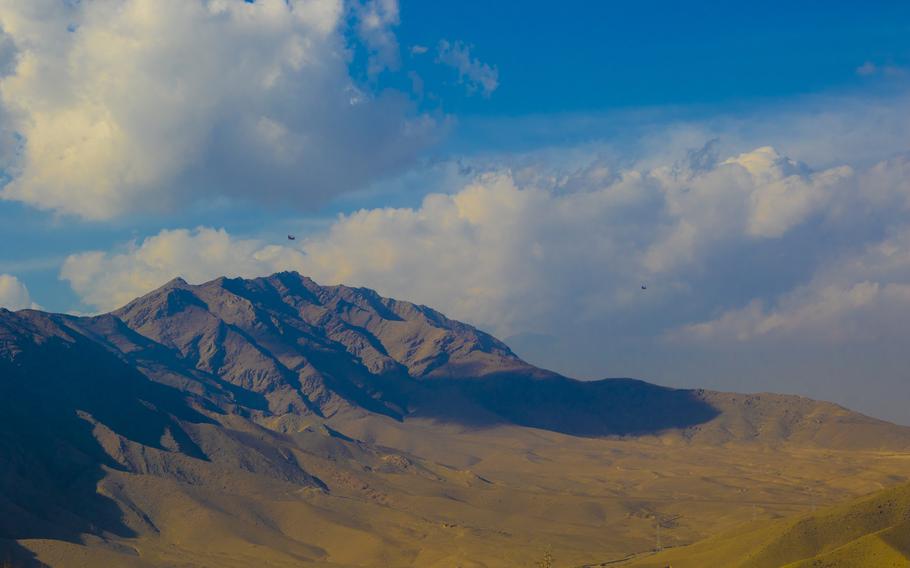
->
[3,271,908,445]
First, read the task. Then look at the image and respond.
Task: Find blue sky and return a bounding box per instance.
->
[392,1,910,114]
[1,0,910,423]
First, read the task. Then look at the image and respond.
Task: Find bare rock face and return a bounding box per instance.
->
[108,272,541,419]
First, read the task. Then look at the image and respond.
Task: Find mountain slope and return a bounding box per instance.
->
[681,390,910,450]
[102,273,724,437]
[756,481,910,568]
[98,272,910,445]
[627,481,910,568]
[110,273,546,420]
[0,307,362,566]
[4,271,909,462]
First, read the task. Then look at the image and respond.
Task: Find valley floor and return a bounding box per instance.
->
[12,413,910,568]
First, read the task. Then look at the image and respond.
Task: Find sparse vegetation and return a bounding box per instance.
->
[630,481,910,567]
[535,549,554,568]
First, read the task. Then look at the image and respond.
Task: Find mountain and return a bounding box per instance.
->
[58,272,726,437]
[105,272,553,420]
[2,272,910,567]
[70,272,910,443]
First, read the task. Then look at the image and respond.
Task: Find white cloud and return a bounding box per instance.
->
[642,145,852,272]
[353,0,401,76]
[436,39,498,97]
[0,274,39,310]
[61,145,892,342]
[0,0,433,219]
[62,170,660,325]
[677,224,910,344]
[61,227,307,311]
[294,147,868,335]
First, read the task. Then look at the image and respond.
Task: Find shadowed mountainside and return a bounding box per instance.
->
[0,306,329,565]
[100,272,725,437]
[411,376,720,436]
[1,272,901,445]
[0,310,210,566]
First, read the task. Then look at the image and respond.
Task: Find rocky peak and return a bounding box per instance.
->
[102,272,540,419]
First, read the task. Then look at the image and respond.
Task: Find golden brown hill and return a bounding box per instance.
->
[626,481,910,568]
[682,390,910,451]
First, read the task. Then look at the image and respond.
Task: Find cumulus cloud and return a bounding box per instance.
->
[677,223,910,345]
[61,171,659,322]
[55,141,910,422]
[61,145,890,342]
[436,40,498,97]
[61,227,308,311]
[0,274,39,310]
[0,0,434,219]
[293,147,876,336]
[668,152,910,344]
[643,146,852,273]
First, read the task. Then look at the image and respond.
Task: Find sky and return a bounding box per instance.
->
[1,0,910,424]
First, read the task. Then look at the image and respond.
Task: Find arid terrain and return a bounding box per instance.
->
[2,272,909,567]
[628,480,910,567]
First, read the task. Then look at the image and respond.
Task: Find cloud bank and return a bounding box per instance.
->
[63,145,908,342]
[0,0,434,219]
[680,224,910,345]
[57,141,910,421]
